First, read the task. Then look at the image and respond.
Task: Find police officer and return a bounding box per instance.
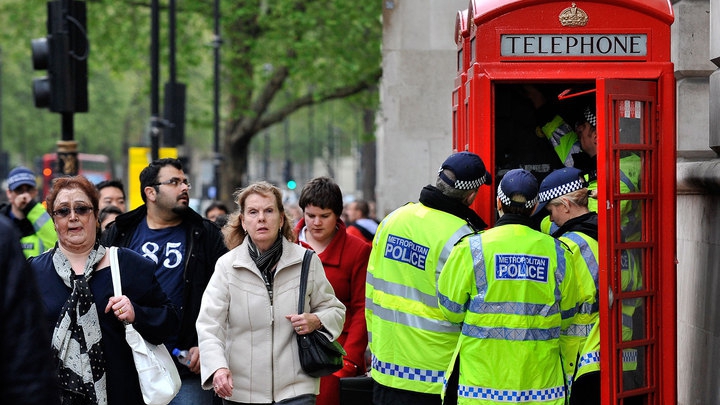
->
[1,166,57,258]
[536,167,599,404]
[438,169,580,405]
[366,151,492,405]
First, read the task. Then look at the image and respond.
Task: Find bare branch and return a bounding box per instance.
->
[228,67,382,146]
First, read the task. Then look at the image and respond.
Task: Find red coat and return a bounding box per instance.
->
[294,219,370,405]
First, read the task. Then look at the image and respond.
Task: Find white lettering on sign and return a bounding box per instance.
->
[495,254,550,283]
[384,234,429,271]
[500,34,647,57]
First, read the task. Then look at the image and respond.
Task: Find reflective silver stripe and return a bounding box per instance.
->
[564,323,593,337]
[469,235,487,297]
[366,297,460,333]
[619,169,638,193]
[465,233,566,340]
[463,324,561,341]
[469,300,559,317]
[578,301,599,315]
[438,293,464,314]
[622,312,634,330]
[620,250,640,292]
[436,225,475,280]
[553,240,578,321]
[367,272,438,309]
[563,232,599,289]
[33,211,52,231]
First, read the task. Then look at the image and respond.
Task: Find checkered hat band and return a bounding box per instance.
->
[584,107,597,127]
[497,187,538,209]
[438,169,486,190]
[454,177,485,190]
[538,179,585,203]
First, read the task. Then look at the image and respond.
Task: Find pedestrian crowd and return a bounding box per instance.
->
[2,136,625,404]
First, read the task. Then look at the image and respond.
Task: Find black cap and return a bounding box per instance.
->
[438,151,492,190]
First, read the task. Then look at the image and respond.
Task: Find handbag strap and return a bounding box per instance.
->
[297,249,313,314]
[108,246,123,297]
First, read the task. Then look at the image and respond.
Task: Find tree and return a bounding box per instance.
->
[206,0,382,201]
[0,1,382,202]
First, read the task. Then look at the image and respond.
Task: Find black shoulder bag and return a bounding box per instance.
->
[296,249,346,377]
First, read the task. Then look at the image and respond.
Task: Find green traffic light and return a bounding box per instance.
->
[287,180,297,190]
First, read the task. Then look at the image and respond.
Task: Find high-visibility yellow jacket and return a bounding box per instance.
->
[541,117,643,373]
[7,202,57,258]
[558,230,599,385]
[540,115,583,168]
[366,200,482,395]
[438,220,580,404]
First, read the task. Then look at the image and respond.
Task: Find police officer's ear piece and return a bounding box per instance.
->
[588,189,598,199]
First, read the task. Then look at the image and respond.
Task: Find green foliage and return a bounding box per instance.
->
[0,0,381,196]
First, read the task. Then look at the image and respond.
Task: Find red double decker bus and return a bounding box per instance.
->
[40,153,113,200]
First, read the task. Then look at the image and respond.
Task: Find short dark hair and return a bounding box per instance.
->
[96,179,126,198]
[98,205,123,223]
[139,158,183,203]
[205,201,229,217]
[298,177,344,217]
[352,200,370,218]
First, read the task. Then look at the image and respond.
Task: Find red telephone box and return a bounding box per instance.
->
[453,1,676,404]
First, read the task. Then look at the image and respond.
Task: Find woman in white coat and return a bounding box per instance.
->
[197,181,345,405]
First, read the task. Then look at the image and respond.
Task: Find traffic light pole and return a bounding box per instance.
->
[150,0,160,161]
[31,0,87,177]
[56,1,79,176]
[58,112,79,176]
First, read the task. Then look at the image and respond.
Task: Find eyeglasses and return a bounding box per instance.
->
[52,205,94,218]
[150,178,192,189]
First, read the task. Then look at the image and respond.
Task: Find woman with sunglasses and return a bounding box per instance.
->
[28,176,179,405]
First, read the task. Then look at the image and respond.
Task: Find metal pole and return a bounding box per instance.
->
[212,0,222,199]
[58,0,78,176]
[0,47,3,152]
[150,0,160,161]
[168,0,176,83]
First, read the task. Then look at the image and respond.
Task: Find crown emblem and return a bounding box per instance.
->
[559,3,588,27]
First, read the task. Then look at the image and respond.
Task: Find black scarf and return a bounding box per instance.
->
[418,185,488,231]
[248,235,284,303]
[494,213,536,228]
[552,212,598,241]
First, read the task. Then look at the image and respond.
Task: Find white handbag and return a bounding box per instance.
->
[109,246,181,405]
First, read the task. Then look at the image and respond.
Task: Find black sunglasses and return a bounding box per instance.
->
[52,205,94,218]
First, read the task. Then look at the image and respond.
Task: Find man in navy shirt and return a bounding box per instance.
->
[102,158,227,405]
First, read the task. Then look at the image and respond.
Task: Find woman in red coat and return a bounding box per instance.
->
[294,177,370,405]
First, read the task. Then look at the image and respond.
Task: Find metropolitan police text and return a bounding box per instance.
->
[384,234,430,271]
[495,254,550,283]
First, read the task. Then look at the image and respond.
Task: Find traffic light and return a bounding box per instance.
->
[31,1,88,113]
[163,82,187,146]
[283,159,296,190]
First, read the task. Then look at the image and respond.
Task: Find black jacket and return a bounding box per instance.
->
[0,215,60,404]
[101,205,228,375]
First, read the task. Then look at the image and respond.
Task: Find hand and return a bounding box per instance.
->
[187,346,201,374]
[285,313,322,335]
[105,294,135,323]
[212,368,233,399]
